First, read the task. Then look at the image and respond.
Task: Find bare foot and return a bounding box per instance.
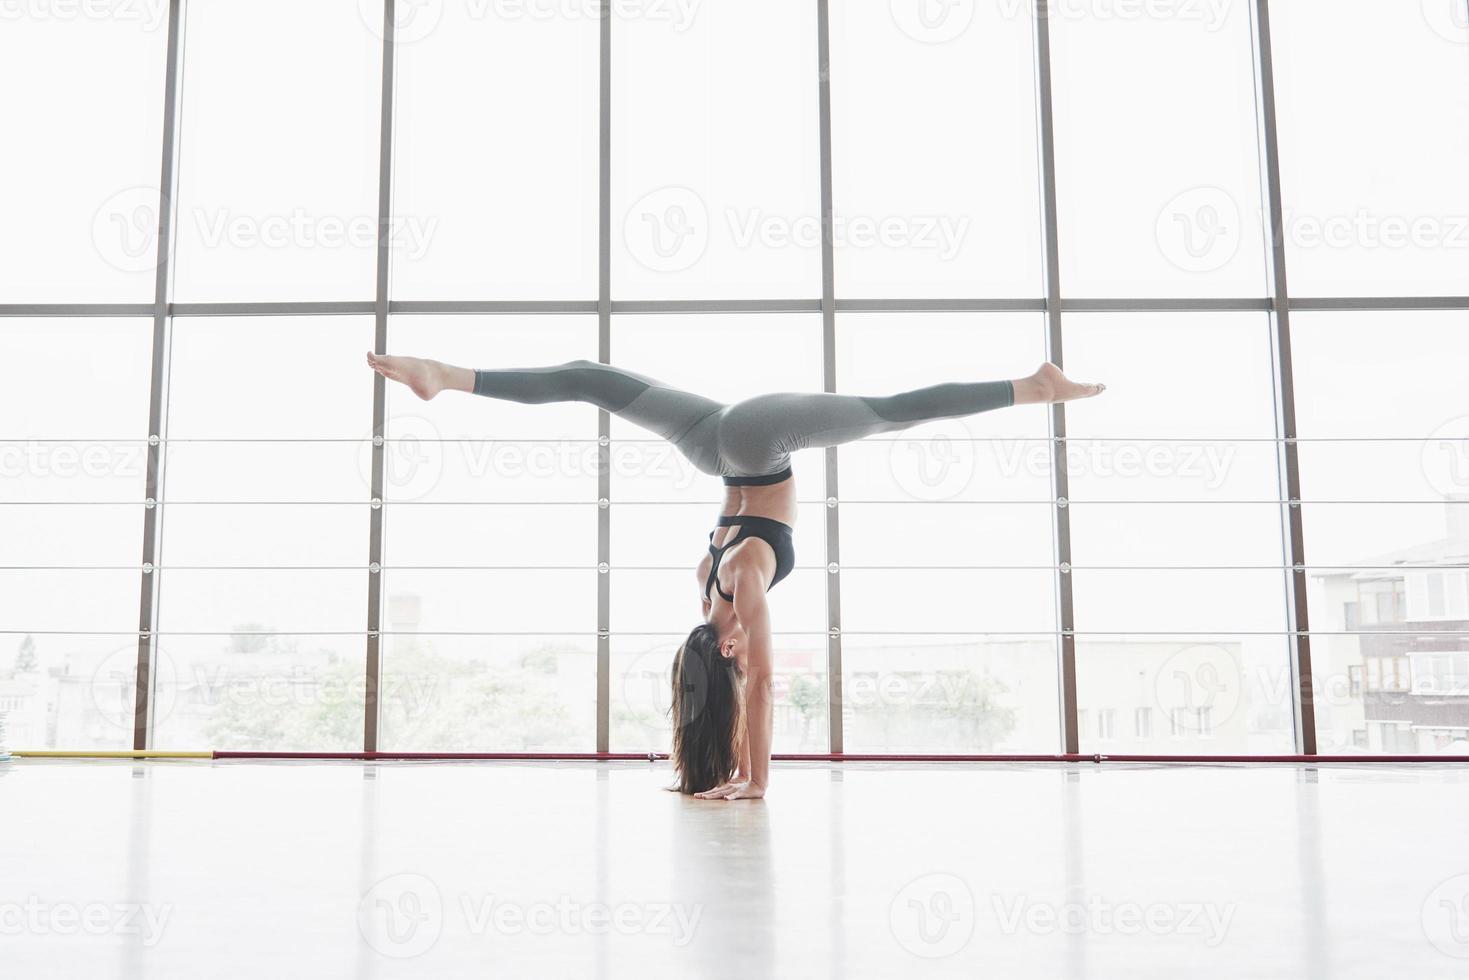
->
[366,352,458,400]
[1016,362,1106,405]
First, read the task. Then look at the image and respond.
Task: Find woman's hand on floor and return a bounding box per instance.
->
[714,780,765,801]
[693,780,744,800]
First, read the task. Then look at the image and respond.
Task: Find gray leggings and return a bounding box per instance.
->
[472,360,1015,479]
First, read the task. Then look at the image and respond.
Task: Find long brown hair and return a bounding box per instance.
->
[669,622,742,794]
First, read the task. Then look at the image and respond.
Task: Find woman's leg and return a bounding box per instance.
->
[366,353,729,474]
[715,362,1103,476]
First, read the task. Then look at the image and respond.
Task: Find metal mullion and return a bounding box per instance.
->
[170,301,376,317]
[391,299,599,315]
[1289,296,1469,312]
[816,0,843,755]
[0,304,157,317]
[611,299,822,314]
[364,0,397,754]
[1250,0,1316,754]
[133,0,187,751]
[15,295,1469,319]
[595,0,612,755]
[1032,0,1079,756]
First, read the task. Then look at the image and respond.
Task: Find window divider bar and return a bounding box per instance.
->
[1032,0,1080,757]
[363,0,398,754]
[596,0,613,755]
[133,0,187,752]
[12,296,1469,320]
[1250,0,1316,755]
[816,0,843,756]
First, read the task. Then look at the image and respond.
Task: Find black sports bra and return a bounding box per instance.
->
[704,515,796,603]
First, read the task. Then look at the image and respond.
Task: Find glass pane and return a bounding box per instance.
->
[152,316,374,748]
[171,0,384,301]
[835,313,1057,751]
[842,635,1060,754]
[0,318,152,750]
[1271,1,1469,296]
[378,315,599,749]
[612,1,821,299]
[1295,311,1469,754]
[392,4,598,299]
[150,632,365,752]
[1050,0,1267,297]
[383,315,598,503]
[380,634,596,752]
[611,633,827,754]
[0,13,168,302]
[1064,312,1294,753]
[829,1,1041,297]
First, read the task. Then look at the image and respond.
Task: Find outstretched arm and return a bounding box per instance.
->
[727,569,773,800]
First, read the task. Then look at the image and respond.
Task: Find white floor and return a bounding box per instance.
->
[3,759,1469,979]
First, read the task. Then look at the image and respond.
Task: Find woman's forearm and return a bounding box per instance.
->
[745,671,773,789]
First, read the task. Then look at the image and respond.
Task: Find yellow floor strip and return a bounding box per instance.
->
[7,758,214,764]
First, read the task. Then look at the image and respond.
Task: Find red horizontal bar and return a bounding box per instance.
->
[208,751,1469,764]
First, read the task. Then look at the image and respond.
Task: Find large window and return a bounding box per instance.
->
[5,1,1467,756]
